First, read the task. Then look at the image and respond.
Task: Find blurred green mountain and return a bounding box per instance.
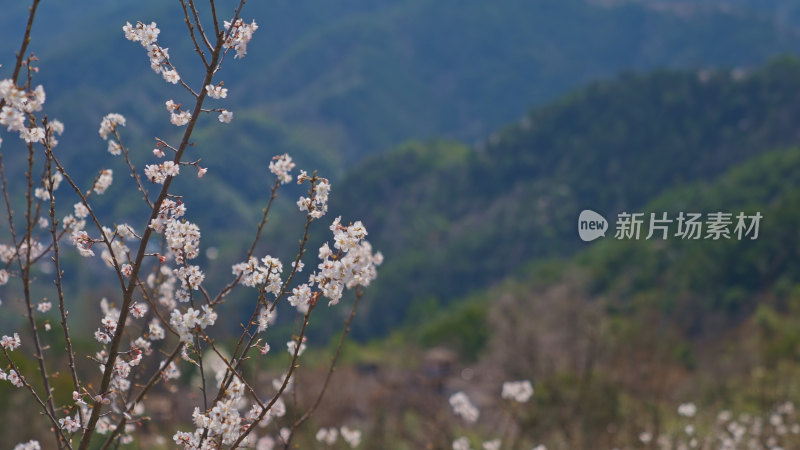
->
[3,1,800,339]
[2,0,800,171]
[332,57,800,337]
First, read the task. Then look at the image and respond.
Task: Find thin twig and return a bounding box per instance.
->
[45,146,82,425]
[0,0,41,112]
[187,0,214,51]
[229,302,316,448]
[99,343,184,449]
[202,207,315,430]
[21,138,63,449]
[285,288,364,446]
[199,329,265,408]
[113,128,152,209]
[1,346,73,448]
[213,178,280,303]
[178,0,210,68]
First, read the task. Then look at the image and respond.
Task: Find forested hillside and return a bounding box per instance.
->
[3,0,800,340]
[2,0,799,172]
[396,145,800,447]
[333,57,800,336]
[286,144,800,448]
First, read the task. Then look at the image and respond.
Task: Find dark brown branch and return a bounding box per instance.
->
[77,8,233,449]
[187,0,214,51]
[178,0,210,68]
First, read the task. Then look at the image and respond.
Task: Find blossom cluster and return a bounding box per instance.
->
[100,225,132,269]
[205,84,228,99]
[232,256,284,293]
[678,401,697,418]
[164,219,201,265]
[148,199,202,274]
[59,414,81,433]
[0,79,63,147]
[293,217,382,308]
[268,153,295,184]
[147,265,180,309]
[223,18,259,59]
[93,169,113,194]
[635,400,800,450]
[70,230,95,257]
[0,369,24,387]
[314,426,362,447]
[0,332,21,351]
[144,160,180,184]
[174,366,280,447]
[165,100,191,127]
[122,22,173,77]
[449,379,539,450]
[501,380,533,403]
[150,198,186,232]
[449,391,480,423]
[169,305,218,344]
[286,338,307,356]
[98,113,126,141]
[296,171,331,219]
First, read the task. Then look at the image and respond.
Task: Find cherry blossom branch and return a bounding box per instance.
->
[285,287,364,447]
[77,3,244,447]
[45,151,129,290]
[196,178,320,444]
[213,177,281,303]
[178,0,210,68]
[99,343,184,449]
[0,346,72,448]
[0,2,381,448]
[0,0,41,275]
[21,139,63,449]
[187,0,214,51]
[193,192,316,445]
[112,128,152,209]
[210,209,314,411]
[209,0,222,38]
[229,302,316,448]
[45,149,82,423]
[0,154,23,271]
[6,0,41,102]
[199,329,265,408]
[214,0,248,73]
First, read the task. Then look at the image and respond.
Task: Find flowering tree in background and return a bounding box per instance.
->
[0,1,382,448]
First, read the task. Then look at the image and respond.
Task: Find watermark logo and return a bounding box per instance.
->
[578,210,762,241]
[578,209,608,242]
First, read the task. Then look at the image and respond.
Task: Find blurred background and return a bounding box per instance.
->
[3,0,800,448]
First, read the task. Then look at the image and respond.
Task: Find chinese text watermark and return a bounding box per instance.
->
[579,210,762,242]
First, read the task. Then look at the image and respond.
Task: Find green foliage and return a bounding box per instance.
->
[418,300,489,360]
[336,57,800,337]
